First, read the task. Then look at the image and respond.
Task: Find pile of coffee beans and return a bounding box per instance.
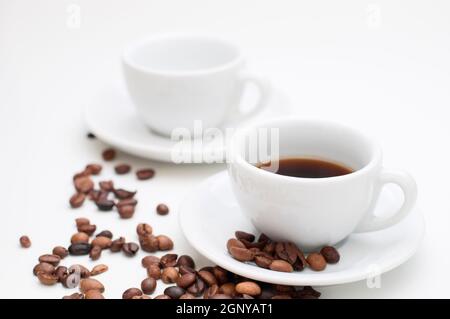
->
[227,231,340,272]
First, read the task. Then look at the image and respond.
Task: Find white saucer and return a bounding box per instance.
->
[84,82,291,163]
[179,171,425,286]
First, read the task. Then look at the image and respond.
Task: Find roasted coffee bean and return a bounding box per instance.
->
[258,287,276,299]
[78,224,96,236]
[220,283,236,297]
[147,264,162,280]
[272,294,292,299]
[62,273,81,289]
[70,193,86,208]
[74,176,94,194]
[85,163,102,175]
[38,272,58,285]
[110,237,126,252]
[156,235,174,251]
[102,148,116,161]
[73,170,90,181]
[85,290,105,299]
[307,253,326,271]
[136,223,153,237]
[63,292,84,299]
[87,189,101,201]
[71,232,90,244]
[114,164,131,175]
[118,204,135,219]
[320,246,340,264]
[113,188,136,199]
[179,265,196,275]
[89,245,102,260]
[161,267,179,284]
[240,239,265,250]
[117,198,138,208]
[80,278,104,293]
[122,288,142,299]
[141,277,157,294]
[19,235,31,248]
[139,235,159,252]
[197,270,218,287]
[141,255,160,268]
[156,203,169,215]
[99,180,114,192]
[213,266,229,285]
[294,286,321,299]
[273,284,295,293]
[154,294,171,299]
[187,277,206,296]
[96,230,113,239]
[122,242,139,256]
[164,286,185,299]
[87,132,96,139]
[235,231,255,243]
[179,293,195,299]
[176,273,196,289]
[160,254,178,268]
[38,254,61,266]
[203,284,219,299]
[69,243,92,256]
[229,246,254,262]
[75,217,90,228]
[52,246,69,259]
[33,262,55,276]
[284,242,300,264]
[95,198,115,211]
[132,295,151,299]
[293,249,308,271]
[255,255,273,269]
[263,242,276,255]
[55,266,68,282]
[176,255,195,269]
[136,169,155,180]
[90,264,108,276]
[269,259,293,272]
[91,236,112,249]
[69,264,91,278]
[235,281,261,296]
[227,238,246,252]
[211,294,232,299]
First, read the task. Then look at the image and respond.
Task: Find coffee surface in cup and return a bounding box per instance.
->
[257,157,353,178]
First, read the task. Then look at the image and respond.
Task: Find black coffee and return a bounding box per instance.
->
[257,157,353,178]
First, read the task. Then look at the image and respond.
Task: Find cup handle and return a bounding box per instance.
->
[228,72,271,123]
[355,168,418,232]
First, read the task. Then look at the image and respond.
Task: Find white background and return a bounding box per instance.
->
[0,0,449,298]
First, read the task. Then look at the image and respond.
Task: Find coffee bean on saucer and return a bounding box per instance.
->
[122,242,139,256]
[254,255,273,269]
[235,231,255,243]
[229,246,254,262]
[19,235,31,248]
[141,277,157,294]
[227,238,246,252]
[136,169,155,180]
[306,253,326,271]
[156,203,169,215]
[320,246,340,264]
[69,243,92,256]
[269,260,293,272]
[113,188,136,200]
[69,193,86,208]
[102,148,116,161]
[114,164,131,175]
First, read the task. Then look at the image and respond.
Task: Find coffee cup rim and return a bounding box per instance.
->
[229,117,382,183]
[122,33,244,76]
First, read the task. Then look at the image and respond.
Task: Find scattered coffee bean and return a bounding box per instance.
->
[229,246,254,262]
[114,164,131,175]
[187,277,206,296]
[122,242,139,256]
[62,272,80,289]
[110,237,125,252]
[164,286,185,299]
[51,246,68,260]
[235,281,261,296]
[84,290,105,299]
[136,168,155,180]
[113,188,136,199]
[179,265,196,275]
[122,288,142,299]
[179,293,195,299]
[80,278,105,293]
[78,224,96,236]
[90,264,108,276]
[102,148,116,161]
[63,292,84,299]
[75,217,90,228]
[320,246,340,264]
[96,230,113,239]
[156,203,169,215]
[74,176,94,194]
[269,259,293,272]
[69,264,91,278]
[147,264,162,280]
[136,223,153,237]
[220,283,236,297]
[198,270,217,287]
[307,253,327,271]
[154,294,171,299]
[19,235,31,248]
[133,295,151,299]
[69,243,92,256]
[212,266,229,285]
[89,245,102,260]
[176,255,195,269]
[116,198,138,208]
[156,235,173,251]
[161,267,179,284]
[139,235,159,252]
[33,262,55,276]
[38,254,61,266]
[55,266,68,282]
[118,204,135,219]
[203,284,219,299]
[98,180,114,192]
[211,294,232,299]
[85,163,102,175]
[141,256,160,268]
[71,232,90,244]
[160,254,178,268]
[91,236,112,249]
[37,272,58,285]
[70,193,86,208]
[141,277,157,294]
[95,198,115,211]
[176,273,196,289]
[235,231,256,243]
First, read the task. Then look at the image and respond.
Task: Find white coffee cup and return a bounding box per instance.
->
[228,117,418,251]
[122,34,270,137]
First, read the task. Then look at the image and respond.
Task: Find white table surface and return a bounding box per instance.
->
[1,0,449,298]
